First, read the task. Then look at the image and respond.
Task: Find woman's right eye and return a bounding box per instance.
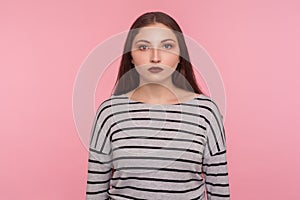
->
[138,45,149,51]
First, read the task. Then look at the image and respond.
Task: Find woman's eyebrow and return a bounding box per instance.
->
[135,39,176,44]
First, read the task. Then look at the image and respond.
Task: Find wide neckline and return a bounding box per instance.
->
[121,93,203,106]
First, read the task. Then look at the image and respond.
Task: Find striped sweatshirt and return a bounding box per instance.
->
[86,93,230,200]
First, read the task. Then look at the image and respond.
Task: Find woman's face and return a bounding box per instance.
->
[131,23,180,84]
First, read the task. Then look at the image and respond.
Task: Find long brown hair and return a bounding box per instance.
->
[112,11,204,96]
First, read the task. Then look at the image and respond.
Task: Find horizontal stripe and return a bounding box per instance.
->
[207,191,230,197]
[112,135,204,145]
[113,166,203,174]
[110,183,204,193]
[107,192,147,200]
[111,176,203,183]
[86,93,230,199]
[113,145,203,155]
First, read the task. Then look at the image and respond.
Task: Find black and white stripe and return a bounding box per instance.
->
[86,94,230,200]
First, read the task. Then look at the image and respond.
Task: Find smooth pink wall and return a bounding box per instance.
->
[1,0,299,199]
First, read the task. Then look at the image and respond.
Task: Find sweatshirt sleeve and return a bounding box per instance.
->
[86,102,113,200]
[202,103,230,200]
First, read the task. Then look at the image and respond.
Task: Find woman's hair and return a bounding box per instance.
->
[112,11,204,95]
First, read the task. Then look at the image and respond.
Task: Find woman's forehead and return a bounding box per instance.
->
[134,27,178,43]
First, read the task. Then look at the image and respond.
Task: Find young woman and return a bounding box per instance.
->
[86,11,230,200]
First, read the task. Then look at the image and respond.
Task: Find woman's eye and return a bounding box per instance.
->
[137,44,173,51]
[138,45,149,51]
[163,44,173,49]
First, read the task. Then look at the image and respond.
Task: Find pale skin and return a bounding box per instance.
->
[126,23,200,105]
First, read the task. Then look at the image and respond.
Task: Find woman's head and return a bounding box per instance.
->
[131,22,181,85]
[113,11,204,95]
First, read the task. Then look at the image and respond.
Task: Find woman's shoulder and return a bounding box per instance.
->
[190,93,224,120]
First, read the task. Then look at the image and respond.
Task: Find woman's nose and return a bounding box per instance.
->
[150,48,161,63]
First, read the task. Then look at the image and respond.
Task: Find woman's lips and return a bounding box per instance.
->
[148,67,164,73]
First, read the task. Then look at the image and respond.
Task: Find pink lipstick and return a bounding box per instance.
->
[148,67,163,73]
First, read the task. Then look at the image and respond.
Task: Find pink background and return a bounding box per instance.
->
[1,0,299,199]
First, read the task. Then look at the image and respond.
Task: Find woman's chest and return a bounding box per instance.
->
[109,109,206,170]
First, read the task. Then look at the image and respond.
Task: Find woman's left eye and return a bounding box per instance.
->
[163,44,173,49]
